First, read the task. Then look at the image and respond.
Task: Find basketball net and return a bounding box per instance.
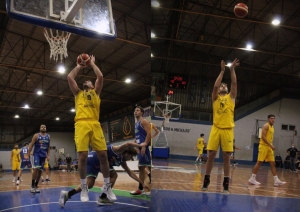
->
[44,28,71,63]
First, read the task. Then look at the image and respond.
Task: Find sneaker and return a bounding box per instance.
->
[16,180,20,185]
[42,179,45,184]
[97,196,114,206]
[248,178,261,185]
[46,179,50,183]
[130,189,144,195]
[202,176,210,191]
[59,190,69,208]
[223,178,230,193]
[102,183,117,201]
[30,187,36,193]
[274,180,286,187]
[80,184,89,202]
[34,187,40,193]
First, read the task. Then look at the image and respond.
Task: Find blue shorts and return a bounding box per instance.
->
[33,155,46,170]
[138,147,151,166]
[20,160,32,170]
[86,162,114,178]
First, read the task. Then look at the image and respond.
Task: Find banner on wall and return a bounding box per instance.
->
[109,115,135,142]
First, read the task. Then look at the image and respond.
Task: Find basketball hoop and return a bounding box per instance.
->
[44,28,71,63]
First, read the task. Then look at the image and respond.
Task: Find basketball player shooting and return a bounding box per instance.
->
[67,55,116,203]
[202,59,239,193]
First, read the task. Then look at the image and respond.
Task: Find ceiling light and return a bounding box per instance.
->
[58,66,66,73]
[151,32,155,37]
[71,108,75,112]
[151,1,160,7]
[24,104,29,109]
[151,53,153,57]
[226,63,232,67]
[125,78,131,83]
[14,115,19,118]
[37,90,43,95]
[55,117,60,120]
[246,44,252,50]
[272,19,280,25]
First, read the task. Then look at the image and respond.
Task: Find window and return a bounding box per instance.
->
[282,124,296,131]
[289,125,295,131]
[281,125,288,130]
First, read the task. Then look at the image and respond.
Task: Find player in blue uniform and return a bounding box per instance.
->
[130,106,151,195]
[59,142,149,207]
[16,142,32,185]
[28,124,51,193]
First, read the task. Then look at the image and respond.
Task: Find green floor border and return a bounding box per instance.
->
[70,186,151,201]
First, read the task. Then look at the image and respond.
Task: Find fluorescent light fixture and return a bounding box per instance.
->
[37,90,43,95]
[55,117,60,121]
[24,104,29,109]
[14,115,19,118]
[152,1,160,7]
[58,66,65,73]
[71,108,75,112]
[272,19,280,25]
[151,32,155,37]
[125,78,131,83]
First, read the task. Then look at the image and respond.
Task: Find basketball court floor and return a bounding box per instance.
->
[151,159,300,212]
[0,171,151,212]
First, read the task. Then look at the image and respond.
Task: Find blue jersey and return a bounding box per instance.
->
[88,145,123,170]
[135,119,148,146]
[34,133,50,157]
[20,146,30,161]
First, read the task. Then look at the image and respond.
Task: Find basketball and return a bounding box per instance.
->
[234,3,248,18]
[77,53,91,66]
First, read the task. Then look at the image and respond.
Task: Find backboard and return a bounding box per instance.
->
[6,0,116,40]
[153,95,181,121]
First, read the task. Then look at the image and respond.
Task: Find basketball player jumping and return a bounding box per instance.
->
[202,59,239,193]
[131,106,152,195]
[27,124,50,193]
[59,142,149,207]
[67,55,116,202]
[248,115,286,186]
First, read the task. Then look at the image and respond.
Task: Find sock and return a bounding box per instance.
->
[138,183,143,190]
[100,193,107,199]
[31,180,35,187]
[46,175,49,179]
[273,176,278,181]
[204,175,210,179]
[68,189,78,198]
[41,176,44,180]
[17,177,20,180]
[80,179,86,185]
[104,177,110,184]
[34,180,38,187]
[251,174,256,179]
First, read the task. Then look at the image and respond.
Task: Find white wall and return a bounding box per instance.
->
[151,98,300,161]
[0,132,76,170]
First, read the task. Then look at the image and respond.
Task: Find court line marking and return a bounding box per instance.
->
[1,201,149,211]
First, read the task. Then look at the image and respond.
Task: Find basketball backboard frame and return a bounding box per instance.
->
[153,95,181,121]
[6,0,116,40]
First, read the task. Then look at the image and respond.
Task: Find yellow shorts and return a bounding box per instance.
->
[75,120,107,152]
[198,148,203,155]
[12,161,20,170]
[207,125,234,152]
[257,144,274,162]
[44,161,49,168]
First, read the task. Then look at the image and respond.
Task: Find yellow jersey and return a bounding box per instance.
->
[11,149,20,161]
[74,90,100,121]
[259,123,274,145]
[197,137,204,149]
[212,94,235,128]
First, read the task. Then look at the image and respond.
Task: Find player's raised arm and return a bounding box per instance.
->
[212,60,226,101]
[229,58,239,100]
[90,55,103,96]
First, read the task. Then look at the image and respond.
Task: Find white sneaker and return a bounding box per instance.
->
[274,180,286,187]
[59,190,69,207]
[248,178,261,185]
[102,183,117,201]
[80,184,89,202]
[16,180,20,185]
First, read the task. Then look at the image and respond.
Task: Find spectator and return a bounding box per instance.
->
[284,154,290,169]
[287,144,298,172]
[275,154,283,168]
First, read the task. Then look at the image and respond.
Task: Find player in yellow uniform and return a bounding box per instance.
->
[248,115,286,186]
[11,144,20,183]
[41,158,50,183]
[68,55,116,203]
[194,134,205,163]
[202,59,239,193]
